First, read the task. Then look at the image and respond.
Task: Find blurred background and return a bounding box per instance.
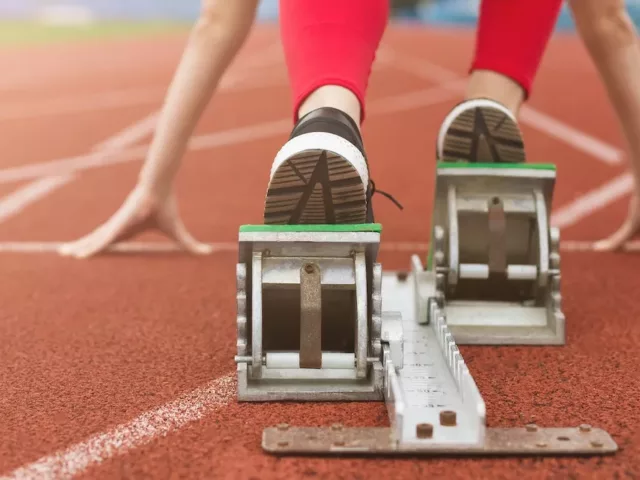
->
[3,0,640,46]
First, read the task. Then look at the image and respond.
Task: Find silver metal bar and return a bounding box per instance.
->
[534,188,549,288]
[266,352,355,369]
[459,264,537,281]
[251,251,263,378]
[300,262,322,369]
[236,264,248,357]
[383,345,405,444]
[354,251,368,379]
[447,185,459,288]
[262,257,355,286]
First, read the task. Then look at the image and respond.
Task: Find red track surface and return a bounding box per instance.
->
[1,25,639,479]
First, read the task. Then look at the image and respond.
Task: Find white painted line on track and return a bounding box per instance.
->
[0,240,622,255]
[0,84,460,185]
[1,374,235,480]
[0,175,75,225]
[550,173,633,228]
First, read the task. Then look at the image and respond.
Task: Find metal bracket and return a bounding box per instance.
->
[300,262,322,369]
[235,227,384,402]
[429,164,565,345]
[263,425,617,455]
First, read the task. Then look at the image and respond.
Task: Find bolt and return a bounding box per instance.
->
[536,441,548,448]
[304,263,315,274]
[416,423,433,439]
[440,410,457,426]
[579,424,592,433]
[333,440,346,447]
[276,423,289,431]
[277,440,289,448]
[591,440,604,448]
[525,423,538,432]
[396,271,408,282]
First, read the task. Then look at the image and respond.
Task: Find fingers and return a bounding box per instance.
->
[159,214,213,255]
[58,199,151,258]
[592,220,638,252]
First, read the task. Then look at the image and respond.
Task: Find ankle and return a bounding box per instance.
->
[466,70,525,115]
[297,85,362,128]
[291,106,365,155]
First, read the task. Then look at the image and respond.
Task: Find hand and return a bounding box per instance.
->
[58,186,212,258]
[592,192,640,252]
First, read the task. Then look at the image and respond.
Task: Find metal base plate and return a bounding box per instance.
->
[444,301,565,345]
[263,425,617,456]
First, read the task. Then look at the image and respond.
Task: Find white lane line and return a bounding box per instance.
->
[0,84,458,184]
[0,240,616,254]
[0,109,158,227]
[0,88,166,123]
[518,107,622,165]
[0,241,430,254]
[92,111,160,152]
[0,70,289,124]
[0,374,235,480]
[562,239,640,252]
[383,48,624,165]
[550,173,633,228]
[0,176,75,225]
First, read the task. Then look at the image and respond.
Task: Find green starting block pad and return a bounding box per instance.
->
[235,220,616,458]
[420,162,565,345]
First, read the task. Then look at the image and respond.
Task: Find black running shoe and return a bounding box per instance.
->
[264,107,400,224]
[437,98,526,163]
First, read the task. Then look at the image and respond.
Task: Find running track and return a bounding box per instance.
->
[0,25,639,480]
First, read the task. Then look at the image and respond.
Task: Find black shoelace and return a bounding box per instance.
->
[370,180,403,210]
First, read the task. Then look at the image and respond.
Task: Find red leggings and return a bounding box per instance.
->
[279,0,563,122]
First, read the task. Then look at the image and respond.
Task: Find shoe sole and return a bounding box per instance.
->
[438,99,525,163]
[264,132,369,225]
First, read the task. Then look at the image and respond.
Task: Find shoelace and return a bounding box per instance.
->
[370,180,403,210]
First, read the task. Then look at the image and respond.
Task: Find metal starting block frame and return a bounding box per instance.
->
[235,224,386,402]
[422,162,565,345]
[236,164,615,457]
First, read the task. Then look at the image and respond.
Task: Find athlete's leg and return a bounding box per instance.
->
[264,0,389,225]
[438,0,563,163]
[570,0,640,251]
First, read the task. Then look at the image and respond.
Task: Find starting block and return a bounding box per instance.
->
[421,162,565,345]
[235,224,386,401]
[236,164,616,457]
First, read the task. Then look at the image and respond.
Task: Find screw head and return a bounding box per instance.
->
[416,423,433,439]
[591,440,604,448]
[440,410,457,426]
[277,440,289,448]
[331,423,343,431]
[304,263,315,274]
[536,441,548,448]
[276,423,289,431]
[396,271,408,281]
[525,423,538,432]
[579,424,592,433]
